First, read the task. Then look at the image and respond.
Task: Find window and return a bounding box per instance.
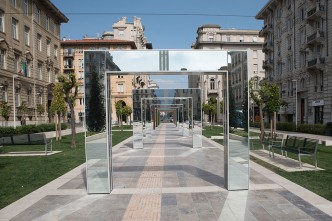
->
[47,69,51,82]
[54,45,58,58]
[46,39,50,56]
[37,34,42,51]
[78,71,84,79]
[12,18,18,39]
[239,36,244,42]
[54,69,59,82]
[24,26,30,46]
[117,83,124,92]
[11,0,16,7]
[0,10,4,32]
[78,59,83,69]
[253,50,258,59]
[226,35,231,42]
[38,63,42,80]
[14,54,19,73]
[27,90,32,106]
[118,30,124,36]
[210,78,215,90]
[24,0,28,16]
[0,49,5,69]
[253,36,257,42]
[35,6,40,23]
[15,88,20,106]
[53,23,58,35]
[208,34,214,41]
[38,94,42,105]
[23,60,30,77]
[0,85,8,102]
[253,64,258,74]
[46,16,50,30]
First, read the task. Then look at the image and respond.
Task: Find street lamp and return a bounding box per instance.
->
[292,79,297,130]
[12,74,18,129]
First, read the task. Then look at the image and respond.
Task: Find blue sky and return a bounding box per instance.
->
[52,0,269,88]
[53,0,269,48]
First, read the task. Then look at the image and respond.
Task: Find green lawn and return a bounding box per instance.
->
[0,130,132,209]
[250,137,332,201]
[202,128,332,201]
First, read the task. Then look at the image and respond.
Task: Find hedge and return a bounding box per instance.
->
[0,123,68,135]
[250,121,332,136]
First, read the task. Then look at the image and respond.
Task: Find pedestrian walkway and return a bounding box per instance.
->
[0,123,331,220]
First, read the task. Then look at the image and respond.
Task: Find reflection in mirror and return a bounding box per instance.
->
[132,89,202,148]
[224,51,249,190]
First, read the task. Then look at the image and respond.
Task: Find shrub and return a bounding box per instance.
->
[0,123,68,135]
[297,124,325,135]
[276,122,296,131]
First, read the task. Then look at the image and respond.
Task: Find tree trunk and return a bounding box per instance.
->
[273,112,277,138]
[55,114,59,141]
[70,107,76,148]
[270,113,273,137]
[259,103,264,141]
[57,113,62,140]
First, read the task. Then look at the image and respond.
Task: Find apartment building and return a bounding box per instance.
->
[112,16,152,49]
[61,17,153,124]
[0,0,68,126]
[256,0,332,124]
[190,24,265,122]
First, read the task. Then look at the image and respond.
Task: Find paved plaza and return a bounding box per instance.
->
[0,123,331,220]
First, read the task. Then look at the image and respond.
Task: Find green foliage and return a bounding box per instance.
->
[202,97,218,126]
[50,83,66,116]
[0,101,11,120]
[87,67,105,132]
[242,85,248,131]
[36,104,45,115]
[297,124,326,135]
[0,123,67,135]
[276,122,296,131]
[229,87,237,128]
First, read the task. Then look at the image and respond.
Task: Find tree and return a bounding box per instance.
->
[50,83,66,141]
[229,86,238,129]
[123,105,132,126]
[0,101,11,126]
[58,73,78,148]
[17,102,28,125]
[249,78,280,140]
[115,100,124,130]
[242,85,249,132]
[202,97,217,128]
[87,68,105,132]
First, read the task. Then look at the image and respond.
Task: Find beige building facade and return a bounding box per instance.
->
[60,17,153,124]
[0,0,68,126]
[256,0,332,125]
[190,24,265,122]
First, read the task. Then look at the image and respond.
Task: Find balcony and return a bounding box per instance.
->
[207,89,218,95]
[307,57,325,71]
[63,65,74,70]
[262,41,273,53]
[63,51,75,57]
[306,31,324,47]
[262,59,273,70]
[306,4,325,22]
[259,24,273,37]
[314,84,324,92]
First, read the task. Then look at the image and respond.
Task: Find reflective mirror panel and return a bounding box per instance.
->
[224,51,249,190]
[84,50,249,193]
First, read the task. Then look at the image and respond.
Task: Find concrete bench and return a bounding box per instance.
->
[269,135,318,168]
[0,133,52,155]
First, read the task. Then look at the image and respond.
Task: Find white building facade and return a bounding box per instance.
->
[190,24,265,122]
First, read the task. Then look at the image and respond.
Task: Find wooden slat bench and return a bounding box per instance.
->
[0,133,52,155]
[269,135,319,168]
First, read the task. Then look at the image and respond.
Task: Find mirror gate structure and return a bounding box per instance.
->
[84,50,249,193]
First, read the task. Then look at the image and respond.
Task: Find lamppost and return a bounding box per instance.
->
[12,74,18,128]
[292,79,297,130]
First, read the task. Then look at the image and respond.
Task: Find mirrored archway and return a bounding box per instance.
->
[84,50,249,193]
